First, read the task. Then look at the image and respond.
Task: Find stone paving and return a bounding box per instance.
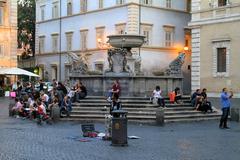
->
[0,97,240,160]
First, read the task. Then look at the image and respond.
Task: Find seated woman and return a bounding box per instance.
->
[174,87,182,104]
[195,96,212,113]
[76,81,87,101]
[60,95,72,117]
[152,86,165,107]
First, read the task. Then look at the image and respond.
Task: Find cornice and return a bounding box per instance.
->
[35,46,177,57]
[36,2,189,24]
[189,14,240,26]
[191,3,240,14]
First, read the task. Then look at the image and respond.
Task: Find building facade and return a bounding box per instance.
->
[35,0,190,92]
[0,0,17,68]
[189,0,240,97]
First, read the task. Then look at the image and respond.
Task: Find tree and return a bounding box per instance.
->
[18,0,36,57]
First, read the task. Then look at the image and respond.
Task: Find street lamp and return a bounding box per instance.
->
[59,0,62,81]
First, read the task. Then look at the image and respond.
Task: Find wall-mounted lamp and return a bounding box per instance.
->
[184,46,189,51]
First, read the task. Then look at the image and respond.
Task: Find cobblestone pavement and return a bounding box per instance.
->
[1,97,240,160]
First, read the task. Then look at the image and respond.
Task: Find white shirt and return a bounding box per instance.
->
[153,90,163,99]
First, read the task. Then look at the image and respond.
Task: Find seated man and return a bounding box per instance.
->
[191,89,202,107]
[110,95,122,116]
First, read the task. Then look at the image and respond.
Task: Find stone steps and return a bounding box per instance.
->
[61,96,221,123]
[72,103,192,108]
[81,96,191,100]
[71,106,195,111]
[76,99,191,104]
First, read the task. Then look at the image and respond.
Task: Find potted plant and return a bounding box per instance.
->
[4,85,11,97]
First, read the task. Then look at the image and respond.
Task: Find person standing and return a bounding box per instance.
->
[219,88,233,129]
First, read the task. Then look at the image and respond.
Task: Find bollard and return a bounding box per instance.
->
[8,102,15,117]
[230,107,240,122]
[156,107,164,125]
[51,106,60,121]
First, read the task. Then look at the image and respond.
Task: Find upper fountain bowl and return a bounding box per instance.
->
[107,34,145,48]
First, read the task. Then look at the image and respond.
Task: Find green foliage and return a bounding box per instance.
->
[18,0,36,56]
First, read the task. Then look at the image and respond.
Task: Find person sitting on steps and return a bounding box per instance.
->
[174,87,182,104]
[152,86,165,107]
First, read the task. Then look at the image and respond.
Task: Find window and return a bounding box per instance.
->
[80,0,87,13]
[212,40,230,77]
[217,48,227,72]
[67,1,72,16]
[40,5,45,21]
[80,30,88,51]
[116,0,125,5]
[141,24,153,46]
[66,32,73,51]
[143,31,150,45]
[52,2,59,19]
[39,36,45,54]
[115,23,126,34]
[0,7,3,25]
[186,0,191,12]
[163,25,175,47]
[218,0,227,7]
[99,0,104,8]
[142,0,152,5]
[96,27,105,48]
[166,0,172,8]
[52,34,59,53]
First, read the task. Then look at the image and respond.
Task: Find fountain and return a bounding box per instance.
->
[105,34,145,76]
[69,34,184,97]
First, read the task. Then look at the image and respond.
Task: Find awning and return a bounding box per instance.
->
[0,67,40,77]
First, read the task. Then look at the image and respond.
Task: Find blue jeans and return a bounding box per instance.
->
[219,107,230,128]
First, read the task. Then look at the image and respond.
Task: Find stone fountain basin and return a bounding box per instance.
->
[107,34,145,48]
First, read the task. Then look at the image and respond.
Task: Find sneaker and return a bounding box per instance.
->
[107,97,112,102]
[224,126,230,129]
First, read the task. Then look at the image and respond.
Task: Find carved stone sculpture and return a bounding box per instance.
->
[106,48,128,73]
[67,52,88,74]
[165,53,185,76]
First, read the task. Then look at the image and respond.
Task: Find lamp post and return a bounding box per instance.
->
[58,0,62,81]
[138,0,141,57]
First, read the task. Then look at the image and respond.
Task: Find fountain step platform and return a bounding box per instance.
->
[61,96,221,123]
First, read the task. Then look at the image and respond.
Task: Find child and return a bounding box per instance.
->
[12,98,23,117]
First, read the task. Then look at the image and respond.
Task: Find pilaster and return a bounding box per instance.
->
[191,27,201,92]
[127,3,139,34]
